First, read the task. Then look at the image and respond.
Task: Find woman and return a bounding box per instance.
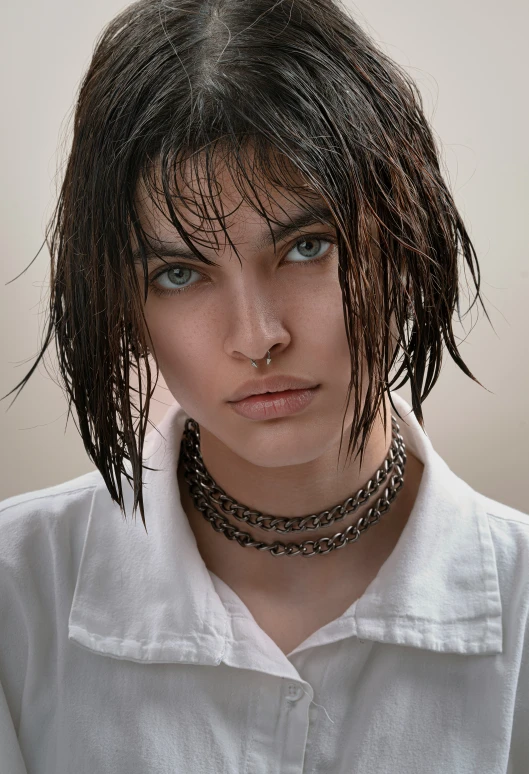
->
[1,0,527,772]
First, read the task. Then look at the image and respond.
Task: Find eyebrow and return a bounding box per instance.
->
[132,203,335,265]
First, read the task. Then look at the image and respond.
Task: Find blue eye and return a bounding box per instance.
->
[149,234,335,297]
[151,265,200,294]
[286,236,331,262]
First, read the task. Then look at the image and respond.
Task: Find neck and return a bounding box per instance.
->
[177,394,424,598]
[194,399,394,520]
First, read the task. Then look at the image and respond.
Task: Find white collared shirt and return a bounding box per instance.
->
[1,391,528,773]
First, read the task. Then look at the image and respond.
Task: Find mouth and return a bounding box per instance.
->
[231,387,314,401]
[227,376,320,403]
[228,385,320,420]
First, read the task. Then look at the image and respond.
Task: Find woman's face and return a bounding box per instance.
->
[134,161,364,470]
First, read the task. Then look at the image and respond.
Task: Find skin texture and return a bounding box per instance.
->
[134,157,424,644]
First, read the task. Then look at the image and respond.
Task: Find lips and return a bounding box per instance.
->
[228,375,319,403]
[228,386,320,420]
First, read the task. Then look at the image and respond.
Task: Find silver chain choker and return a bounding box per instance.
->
[179,415,407,557]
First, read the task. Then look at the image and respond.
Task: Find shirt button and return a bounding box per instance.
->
[286,683,304,702]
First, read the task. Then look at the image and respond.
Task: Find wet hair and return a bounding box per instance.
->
[3,0,491,530]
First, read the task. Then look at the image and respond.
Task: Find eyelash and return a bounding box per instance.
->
[148,233,337,298]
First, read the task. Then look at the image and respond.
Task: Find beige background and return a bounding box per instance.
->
[1,0,527,511]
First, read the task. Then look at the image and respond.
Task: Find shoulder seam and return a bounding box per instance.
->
[486,510,529,527]
[0,483,98,516]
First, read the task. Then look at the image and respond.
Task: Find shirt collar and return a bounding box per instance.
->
[68,391,503,666]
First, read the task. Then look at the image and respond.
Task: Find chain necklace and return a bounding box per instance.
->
[179,415,407,557]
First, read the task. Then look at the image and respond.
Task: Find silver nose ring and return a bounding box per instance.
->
[250,350,272,367]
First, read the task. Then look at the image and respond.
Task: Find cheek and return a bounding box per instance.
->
[299,281,350,358]
[145,304,219,405]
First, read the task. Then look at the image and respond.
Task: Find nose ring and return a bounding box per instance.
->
[250,350,272,367]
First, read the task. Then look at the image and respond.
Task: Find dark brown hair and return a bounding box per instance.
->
[3,0,491,530]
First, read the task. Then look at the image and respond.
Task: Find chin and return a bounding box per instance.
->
[224,418,335,469]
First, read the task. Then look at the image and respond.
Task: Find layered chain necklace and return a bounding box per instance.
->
[179,415,407,558]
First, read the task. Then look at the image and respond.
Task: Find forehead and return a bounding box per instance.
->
[133,147,329,247]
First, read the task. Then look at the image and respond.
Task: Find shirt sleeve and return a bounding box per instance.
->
[509,589,529,769]
[0,681,28,774]
[0,505,31,774]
